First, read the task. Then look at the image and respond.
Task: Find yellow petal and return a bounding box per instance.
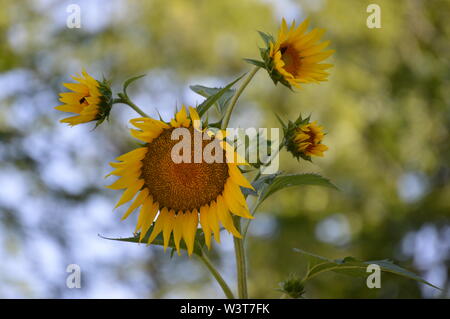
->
[130,117,169,130]
[114,179,144,208]
[228,164,254,190]
[60,114,95,125]
[199,205,212,249]
[130,129,160,143]
[173,212,185,255]
[223,181,253,219]
[54,104,83,114]
[105,165,141,179]
[189,106,202,130]
[216,196,241,238]
[105,175,138,190]
[135,197,158,236]
[147,208,167,244]
[59,92,84,103]
[121,188,149,220]
[175,105,190,128]
[226,180,253,217]
[183,210,198,256]
[63,83,89,94]
[208,201,221,244]
[162,210,176,251]
[116,147,147,162]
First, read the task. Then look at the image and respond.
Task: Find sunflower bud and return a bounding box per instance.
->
[56,70,112,127]
[278,275,305,299]
[281,114,328,161]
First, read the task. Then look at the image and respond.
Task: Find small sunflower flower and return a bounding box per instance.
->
[55,70,112,126]
[106,106,254,255]
[283,114,328,161]
[254,18,334,89]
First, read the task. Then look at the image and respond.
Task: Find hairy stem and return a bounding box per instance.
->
[233,216,248,298]
[113,97,149,118]
[220,66,260,299]
[197,249,235,299]
[221,66,260,130]
[242,138,286,238]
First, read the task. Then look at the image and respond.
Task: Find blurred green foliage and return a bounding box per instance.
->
[0,0,449,298]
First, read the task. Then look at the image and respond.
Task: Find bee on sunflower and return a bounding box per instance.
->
[106,106,254,255]
[247,18,334,89]
[55,70,112,126]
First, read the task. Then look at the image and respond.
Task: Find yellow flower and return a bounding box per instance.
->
[281,114,328,161]
[292,122,328,157]
[107,106,254,255]
[55,70,112,126]
[255,18,334,89]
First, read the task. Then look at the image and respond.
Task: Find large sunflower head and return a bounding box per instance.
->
[258,18,334,89]
[283,114,328,161]
[55,70,112,126]
[107,106,254,255]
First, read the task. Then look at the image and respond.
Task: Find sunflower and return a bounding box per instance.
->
[107,106,254,255]
[259,18,334,89]
[289,121,328,159]
[55,70,112,126]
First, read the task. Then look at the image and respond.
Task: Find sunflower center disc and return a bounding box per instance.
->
[281,45,302,76]
[141,127,229,212]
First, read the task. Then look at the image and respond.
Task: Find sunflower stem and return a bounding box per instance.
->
[242,141,285,239]
[221,66,260,130]
[197,248,235,299]
[233,216,248,299]
[220,66,260,299]
[242,201,259,239]
[113,97,149,118]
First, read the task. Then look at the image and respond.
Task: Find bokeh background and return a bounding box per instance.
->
[0,0,449,298]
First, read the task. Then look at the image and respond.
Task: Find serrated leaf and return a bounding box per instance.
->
[253,172,281,192]
[100,224,205,256]
[241,172,281,199]
[195,74,246,117]
[257,173,338,207]
[294,248,441,290]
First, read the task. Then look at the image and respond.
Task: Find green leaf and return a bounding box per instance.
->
[99,224,205,256]
[240,172,281,198]
[253,172,281,193]
[240,185,258,197]
[190,84,235,115]
[257,173,338,207]
[243,58,266,68]
[294,248,441,290]
[123,74,146,96]
[257,31,274,46]
[195,73,246,117]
